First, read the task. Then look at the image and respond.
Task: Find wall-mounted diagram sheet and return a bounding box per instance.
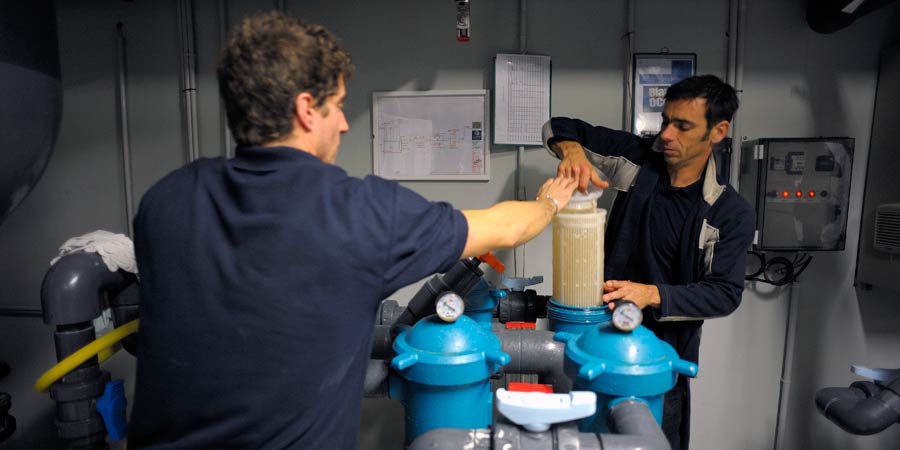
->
[493,54,551,146]
[373,90,490,180]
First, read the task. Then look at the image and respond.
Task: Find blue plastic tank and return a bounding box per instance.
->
[555,322,698,432]
[390,314,510,443]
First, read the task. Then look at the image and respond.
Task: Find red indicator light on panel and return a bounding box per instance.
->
[795,191,803,198]
[782,191,790,198]
[809,191,816,198]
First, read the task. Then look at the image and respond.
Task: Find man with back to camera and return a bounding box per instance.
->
[543,75,756,450]
[127,11,578,450]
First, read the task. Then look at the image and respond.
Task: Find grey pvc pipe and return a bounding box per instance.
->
[496,328,571,392]
[409,422,605,450]
[600,399,671,450]
[493,422,601,450]
[816,378,900,435]
[371,300,405,360]
[41,252,137,325]
[408,428,491,450]
[364,360,390,398]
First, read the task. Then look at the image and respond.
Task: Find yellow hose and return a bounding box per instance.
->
[34,319,139,393]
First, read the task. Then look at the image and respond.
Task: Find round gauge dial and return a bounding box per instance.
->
[611,300,643,332]
[435,292,465,322]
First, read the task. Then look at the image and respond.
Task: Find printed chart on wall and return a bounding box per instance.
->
[494,54,551,146]
[631,53,696,137]
[372,90,490,180]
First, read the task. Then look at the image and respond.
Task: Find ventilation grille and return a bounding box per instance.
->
[874,204,900,254]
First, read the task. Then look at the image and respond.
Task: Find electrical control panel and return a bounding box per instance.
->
[739,137,854,251]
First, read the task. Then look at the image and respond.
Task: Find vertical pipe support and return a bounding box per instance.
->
[727,0,747,186]
[622,0,635,132]
[218,0,234,158]
[773,282,800,450]
[115,22,135,237]
[177,0,200,163]
[514,0,528,277]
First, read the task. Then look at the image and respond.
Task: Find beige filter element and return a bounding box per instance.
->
[552,203,606,307]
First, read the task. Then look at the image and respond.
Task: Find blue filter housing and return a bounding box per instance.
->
[390,314,510,443]
[547,300,611,335]
[555,322,698,433]
[463,279,502,327]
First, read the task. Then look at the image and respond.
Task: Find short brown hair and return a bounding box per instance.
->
[217,12,353,146]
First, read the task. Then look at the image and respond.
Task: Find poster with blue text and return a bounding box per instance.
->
[632,53,695,137]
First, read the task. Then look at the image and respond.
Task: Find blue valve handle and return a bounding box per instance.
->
[851,365,900,385]
[96,379,127,441]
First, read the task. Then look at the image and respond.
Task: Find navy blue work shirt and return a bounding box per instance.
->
[128,146,468,450]
[631,176,704,285]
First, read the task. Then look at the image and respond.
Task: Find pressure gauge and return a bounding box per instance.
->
[435,292,465,322]
[610,300,642,332]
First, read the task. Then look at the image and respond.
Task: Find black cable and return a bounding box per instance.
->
[764,256,795,286]
[745,251,813,285]
[793,253,813,280]
[746,251,766,279]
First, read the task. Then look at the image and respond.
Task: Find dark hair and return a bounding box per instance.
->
[217,12,353,146]
[665,75,738,129]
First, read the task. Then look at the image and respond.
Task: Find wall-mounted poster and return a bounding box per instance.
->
[632,53,696,137]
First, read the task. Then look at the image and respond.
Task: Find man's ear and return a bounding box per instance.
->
[294,92,316,132]
[709,120,730,144]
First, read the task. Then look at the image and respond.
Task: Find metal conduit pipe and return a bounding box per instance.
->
[815,377,900,435]
[115,22,136,237]
[410,402,668,450]
[622,0,635,132]
[495,328,571,392]
[218,0,234,158]
[513,0,528,277]
[726,0,746,185]
[176,0,200,163]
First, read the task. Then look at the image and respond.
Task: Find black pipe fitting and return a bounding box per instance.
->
[497,289,549,323]
[49,322,111,450]
[391,258,483,333]
[0,362,14,444]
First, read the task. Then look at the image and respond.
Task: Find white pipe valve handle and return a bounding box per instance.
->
[495,388,597,432]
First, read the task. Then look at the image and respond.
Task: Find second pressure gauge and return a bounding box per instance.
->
[611,300,643,332]
[435,292,465,322]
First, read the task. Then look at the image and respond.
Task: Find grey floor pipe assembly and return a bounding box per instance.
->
[815,377,900,435]
[41,252,138,450]
[409,400,669,450]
